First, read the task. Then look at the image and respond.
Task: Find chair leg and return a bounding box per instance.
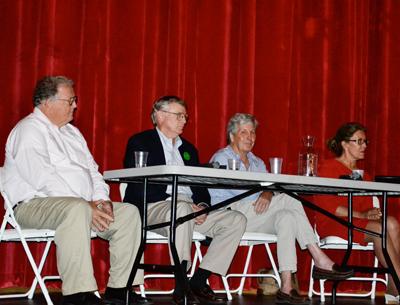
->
[20,237,53,305]
[194,241,232,300]
[141,241,205,296]
[370,256,379,300]
[308,258,328,302]
[190,242,202,277]
[308,258,315,298]
[264,243,281,288]
[319,279,326,303]
[314,254,386,300]
[27,240,53,299]
[237,245,254,295]
[221,276,233,301]
[139,284,146,297]
[218,242,281,300]
[0,217,7,239]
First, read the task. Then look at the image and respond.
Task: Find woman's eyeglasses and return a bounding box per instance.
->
[347,138,369,146]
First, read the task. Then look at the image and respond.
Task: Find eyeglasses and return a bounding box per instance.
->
[347,138,369,146]
[160,110,188,121]
[55,96,78,106]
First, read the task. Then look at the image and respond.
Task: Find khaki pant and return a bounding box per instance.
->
[147,200,247,276]
[230,193,317,273]
[14,197,143,295]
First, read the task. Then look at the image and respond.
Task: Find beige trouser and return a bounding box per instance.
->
[147,200,247,276]
[229,193,317,273]
[14,197,143,295]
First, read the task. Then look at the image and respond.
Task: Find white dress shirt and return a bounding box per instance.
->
[3,107,110,207]
[156,128,193,201]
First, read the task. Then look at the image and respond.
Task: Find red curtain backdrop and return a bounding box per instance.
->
[1,0,400,294]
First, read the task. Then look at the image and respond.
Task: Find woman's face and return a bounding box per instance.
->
[341,130,368,161]
[230,123,256,154]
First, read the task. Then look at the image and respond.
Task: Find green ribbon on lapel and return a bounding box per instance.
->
[183,151,191,161]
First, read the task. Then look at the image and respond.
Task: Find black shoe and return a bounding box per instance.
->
[190,284,227,305]
[63,292,104,305]
[276,289,309,304]
[172,290,201,305]
[104,287,153,305]
[312,263,354,281]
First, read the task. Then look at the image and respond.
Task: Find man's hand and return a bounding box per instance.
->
[191,204,207,225]
[90,200,114,232]
[253,191,273,214]
[363,207,382,220]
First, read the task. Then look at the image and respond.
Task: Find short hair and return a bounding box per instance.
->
[226,113,259,144]
[151,95,187,126]
[327,122,367,156]
[33,76,74,107]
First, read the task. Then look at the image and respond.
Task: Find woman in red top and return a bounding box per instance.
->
[317,122,400,303]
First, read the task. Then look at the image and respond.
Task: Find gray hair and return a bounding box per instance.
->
[226,113,259,144]
[151,95,187,126]
[33,76,74,107]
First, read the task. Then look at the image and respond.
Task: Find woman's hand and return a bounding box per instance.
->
[90,200,114,232]
[253,191,273,214]
[363,207,382,220]
[336,206,382,220]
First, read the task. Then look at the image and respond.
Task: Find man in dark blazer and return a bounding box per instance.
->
[123,96,246,305]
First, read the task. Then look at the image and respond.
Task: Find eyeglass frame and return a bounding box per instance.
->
[54,96,78,106]
[159,109,188,121]
[347,138,369,146]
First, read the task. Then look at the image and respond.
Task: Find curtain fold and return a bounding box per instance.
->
[1,0,399,293]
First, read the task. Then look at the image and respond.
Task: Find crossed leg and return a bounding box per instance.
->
[365,216,400,297]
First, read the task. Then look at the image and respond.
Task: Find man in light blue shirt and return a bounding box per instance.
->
[209,144,266,205]
[209,113,354,305]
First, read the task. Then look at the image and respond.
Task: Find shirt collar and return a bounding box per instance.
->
[226,145,259,167]
[156,127,182,148]
[33,107,69,131]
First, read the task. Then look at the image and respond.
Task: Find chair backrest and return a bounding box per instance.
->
[0,166,56,241]
[372,196,380,208]
[0,166,19,231]
[313,195,379,246]
[119,183,127,202]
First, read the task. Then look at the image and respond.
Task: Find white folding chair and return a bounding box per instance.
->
[0,167,98,304]
[0,167,55,304]
[308,207,387,303]
[308,236,387,302]
[119,183,206,296]
[214,232,280,300]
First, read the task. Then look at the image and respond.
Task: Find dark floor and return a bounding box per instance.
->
[0,291,388,305]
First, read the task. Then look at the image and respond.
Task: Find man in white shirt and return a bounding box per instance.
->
[2,76,147,305]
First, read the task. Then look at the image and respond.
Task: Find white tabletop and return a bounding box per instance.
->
[104,165,400,195]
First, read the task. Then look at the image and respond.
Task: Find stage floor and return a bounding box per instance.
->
[0,292,388,305]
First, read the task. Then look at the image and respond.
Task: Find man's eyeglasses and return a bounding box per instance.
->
[55,96,78,106]
[347,138,369,146]
[160,110,188,121]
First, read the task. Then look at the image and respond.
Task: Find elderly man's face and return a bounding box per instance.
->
[156,102,188,139]
[43,85,77,127]
[230,123,256,154]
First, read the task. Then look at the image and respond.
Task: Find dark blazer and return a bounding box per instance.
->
[123,129,211,217]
